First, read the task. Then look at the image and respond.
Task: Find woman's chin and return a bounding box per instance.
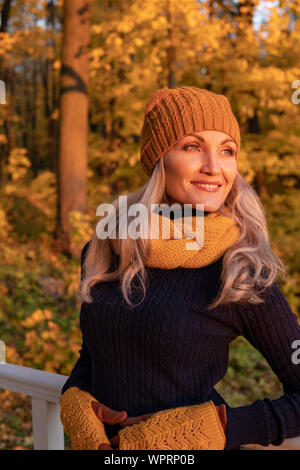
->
[191,203,219,213]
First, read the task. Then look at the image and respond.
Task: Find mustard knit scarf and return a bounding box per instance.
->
[112,208,240,268]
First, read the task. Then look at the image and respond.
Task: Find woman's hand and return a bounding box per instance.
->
[92,402,227,450]
[91,401,154,450]
[91,401,128,450]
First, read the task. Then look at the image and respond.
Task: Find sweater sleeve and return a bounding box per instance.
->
[61,336,92,395]
[61,240,92,396]
[60,387,111,450]
[225,282,300,450]
[59,241,111,449]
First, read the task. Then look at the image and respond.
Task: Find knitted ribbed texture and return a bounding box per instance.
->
[147,210,240,268]
[118,401,226,450]
[61,241,300,450]
[60,386,111,450]
[140,86,241,176]
[111,209,240,269]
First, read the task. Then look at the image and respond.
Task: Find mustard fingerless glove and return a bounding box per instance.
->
[60,387,111,450]
[118,401,226,450]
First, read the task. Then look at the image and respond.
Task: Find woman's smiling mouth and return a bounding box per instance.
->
[191,181,222,192]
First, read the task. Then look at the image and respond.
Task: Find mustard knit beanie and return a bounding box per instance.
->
[140,86,240,177]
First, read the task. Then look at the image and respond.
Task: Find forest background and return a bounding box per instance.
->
[0,0,300,450]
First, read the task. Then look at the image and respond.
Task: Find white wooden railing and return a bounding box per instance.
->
[0,360,68,449]
[0,347,300,450]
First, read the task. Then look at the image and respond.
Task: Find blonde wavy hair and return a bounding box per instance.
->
[77,158,286,309]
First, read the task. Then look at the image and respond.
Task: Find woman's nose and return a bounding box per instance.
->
[199,152,221,175]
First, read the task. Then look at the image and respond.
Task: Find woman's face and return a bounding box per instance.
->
[162,130,238,213]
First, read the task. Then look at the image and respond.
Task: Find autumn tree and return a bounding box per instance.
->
[54,0,91,255]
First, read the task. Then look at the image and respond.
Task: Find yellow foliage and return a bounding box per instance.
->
[91,25,103,34]
[52,60,61,70]
[21,309,52,328]
[5,346,24,366]
[117,20,135,34]
[68,210,94,250]
[0,134,7,145]
[0,32,16,55]
[50,108,59,119]
[17,304,82,373]
[6,149,31,182]
[0,208,12,237]
[134,37,144,47]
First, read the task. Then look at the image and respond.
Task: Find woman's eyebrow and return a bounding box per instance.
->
[185,134,236,146]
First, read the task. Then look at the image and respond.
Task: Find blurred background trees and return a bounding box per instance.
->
[0,0,299,449]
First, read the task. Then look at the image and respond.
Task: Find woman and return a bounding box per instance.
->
[60,86,300,450]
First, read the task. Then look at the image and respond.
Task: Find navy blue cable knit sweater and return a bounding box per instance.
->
[61,240,300,450]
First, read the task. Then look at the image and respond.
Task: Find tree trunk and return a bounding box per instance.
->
[0,0,12,33]
[54,0,91,256]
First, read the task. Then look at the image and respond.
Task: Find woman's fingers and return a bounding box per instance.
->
[91,400,99,415]
[91,401,127,425]
[120,412,153,426]
[101,405,127,424]
[98,443,114,450]
[91,400,153,430]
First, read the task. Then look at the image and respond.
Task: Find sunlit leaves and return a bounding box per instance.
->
[6,149,31,182]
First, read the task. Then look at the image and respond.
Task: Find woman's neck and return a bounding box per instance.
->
[164,206,212,220]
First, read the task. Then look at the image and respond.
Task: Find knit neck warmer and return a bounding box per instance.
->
[112,207,240,270]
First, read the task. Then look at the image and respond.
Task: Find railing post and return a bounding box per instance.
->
[0,362,68,450]
[31,397,64,450]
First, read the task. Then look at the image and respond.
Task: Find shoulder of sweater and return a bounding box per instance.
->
[231,280,298,334]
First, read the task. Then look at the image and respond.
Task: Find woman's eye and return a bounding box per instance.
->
[223,148,234,156]
[185,144,199,151]
[184,145,235,155]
